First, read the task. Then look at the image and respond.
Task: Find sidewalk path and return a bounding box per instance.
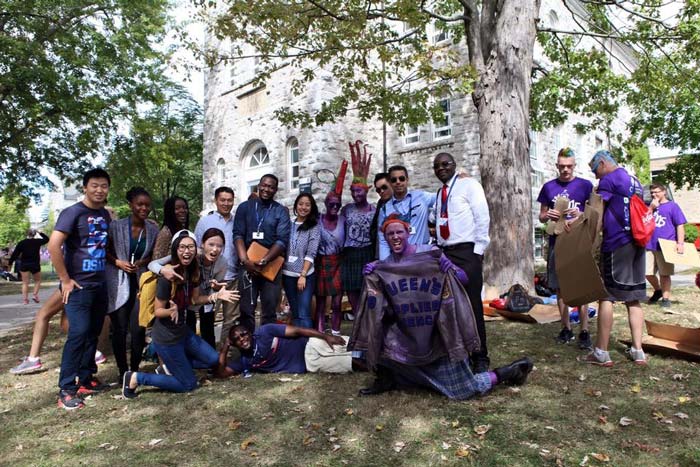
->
[0,288,55,336]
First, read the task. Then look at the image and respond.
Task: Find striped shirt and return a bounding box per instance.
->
[282,222,321,277]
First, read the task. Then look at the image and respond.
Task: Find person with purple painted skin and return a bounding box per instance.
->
[580,150,647,367]
[353,215,533,399]
[315,191,345,335]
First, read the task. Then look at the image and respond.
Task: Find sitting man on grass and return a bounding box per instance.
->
[217,323,364,376]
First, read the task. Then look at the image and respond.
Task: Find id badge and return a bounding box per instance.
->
[409,225,416,235]
[252,231,264,240]
[203,303,214,314]
[287,255,298,263]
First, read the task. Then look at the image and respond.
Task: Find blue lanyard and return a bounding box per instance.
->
[385,193,413,224]
[436,176,458,216]
[255,200,271,232]
[128,216,145,263]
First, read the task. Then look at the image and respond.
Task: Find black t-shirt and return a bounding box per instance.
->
[10,233,49,265]
[151,276,194,345]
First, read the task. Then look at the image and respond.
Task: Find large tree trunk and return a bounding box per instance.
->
[472,3,540,296]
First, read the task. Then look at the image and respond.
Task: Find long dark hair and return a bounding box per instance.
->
[170,231,200,286]
[293,193,319,231]
[162,196,190,234]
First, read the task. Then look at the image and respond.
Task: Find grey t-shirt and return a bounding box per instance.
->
[151,276,193,345]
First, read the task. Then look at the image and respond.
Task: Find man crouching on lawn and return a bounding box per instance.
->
[217,323,366,376]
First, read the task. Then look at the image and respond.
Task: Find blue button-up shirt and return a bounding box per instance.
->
[194,210,238,280]
[377,190,435,260]
[233,199,291,253]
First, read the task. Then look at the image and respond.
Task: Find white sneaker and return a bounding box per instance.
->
[626,347,647,365]
[94,350,107,365]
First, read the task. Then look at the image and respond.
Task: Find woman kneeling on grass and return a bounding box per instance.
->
[122,230,239,397]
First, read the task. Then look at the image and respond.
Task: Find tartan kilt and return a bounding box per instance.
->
[341,246,374,292]
[315,254,342,297]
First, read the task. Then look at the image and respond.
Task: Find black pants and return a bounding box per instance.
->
[239,272,282,332]
[110,275,146,376]
[442,243,489,364]
[186,306,216,349]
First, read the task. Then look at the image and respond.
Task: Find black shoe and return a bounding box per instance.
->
[556,328,575,344]
[57,389,85,410]
[77,377,110,396]
[578,330,593,350]
[660,298,672,309]
[494,357,534,386]
[359,367,395,396]
[471,357,490,374]
[648,289,663,304]
[122,371,138,399]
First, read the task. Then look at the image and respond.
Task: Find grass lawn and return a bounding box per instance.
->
[1,288,699,466]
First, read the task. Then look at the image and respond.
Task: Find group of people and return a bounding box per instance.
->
[538,148,688,367]
[10,143,677,410]
[3,229,49,303]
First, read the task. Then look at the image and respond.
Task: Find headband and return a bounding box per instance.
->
[381,214,410,233]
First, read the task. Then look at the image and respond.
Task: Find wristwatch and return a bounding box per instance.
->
[259,258,268,266]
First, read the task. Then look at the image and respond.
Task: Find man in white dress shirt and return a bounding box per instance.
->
[433,153,491,373]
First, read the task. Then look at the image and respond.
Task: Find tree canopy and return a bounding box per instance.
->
[0,196,29,246]
[105,85,204,222]
[0,0,170,200]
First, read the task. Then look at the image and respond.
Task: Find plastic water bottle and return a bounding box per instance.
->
[569,307,596,324]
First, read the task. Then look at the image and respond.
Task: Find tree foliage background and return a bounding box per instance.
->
[0,0,170,200]
[105,85,204,223]
[0,196,29,246]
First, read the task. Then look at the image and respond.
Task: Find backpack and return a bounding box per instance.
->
[629,194,655,247]
[138,271,176,327]
[505,284,533,313]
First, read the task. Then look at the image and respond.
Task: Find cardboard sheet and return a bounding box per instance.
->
[495,304,561,324]
[554,193,608,307]
[659,239,700,267]
[621,320,700,361]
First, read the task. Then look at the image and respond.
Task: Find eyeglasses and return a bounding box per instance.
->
[375,184,390,194]
[390,176,407,183]
[432,161,454,170]
[327,202,341,208]
[177,244,196,252]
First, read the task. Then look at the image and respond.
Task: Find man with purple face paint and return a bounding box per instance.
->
[645,183,687,308]
[537,148,593,349]
[580,150,647,367]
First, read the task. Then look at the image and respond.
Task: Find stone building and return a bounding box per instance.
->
[203,0,643,259]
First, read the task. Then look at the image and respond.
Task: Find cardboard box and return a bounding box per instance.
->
[554,193,608,307]
[659,239,700,267]
[495,304,561,324]
[621,320,700,361]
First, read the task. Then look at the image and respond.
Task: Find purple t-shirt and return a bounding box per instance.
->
[229,324,308,374]
[54,202,111,284]
[537,177,593,246]
[597,167,643,253]
[646,201,687,251]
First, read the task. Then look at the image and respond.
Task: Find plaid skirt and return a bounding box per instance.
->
[380,357,492,400]
[341,246,374,292]
[316,254,342,297]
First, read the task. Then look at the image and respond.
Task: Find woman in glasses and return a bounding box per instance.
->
[281,193,321,329]
[315,192,345,335]
[122,230,239,397]
[106,187,159,381]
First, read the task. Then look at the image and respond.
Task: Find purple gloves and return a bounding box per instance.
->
[363,261,378,275]
[439,255,469,285]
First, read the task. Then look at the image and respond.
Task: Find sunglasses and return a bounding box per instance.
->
[327,202,341,208]
[432,161,454,170]
[375,184,390,194]
[390,176,407,183]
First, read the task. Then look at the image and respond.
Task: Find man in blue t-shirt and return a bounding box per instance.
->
[49,168,112,410]
[217,323,355,376]
[537,147,593,348]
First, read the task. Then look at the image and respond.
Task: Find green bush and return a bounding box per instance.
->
[685,224,699,244]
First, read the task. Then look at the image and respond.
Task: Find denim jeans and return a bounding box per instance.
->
[239,272,282,331]
[59,283,107,391]
[282,273,316,329]
[137,330,218,393]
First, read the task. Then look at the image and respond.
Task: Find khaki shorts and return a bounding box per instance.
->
[645,250,674,276]
[304,336,352,373]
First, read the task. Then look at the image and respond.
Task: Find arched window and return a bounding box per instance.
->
[216,158,226,187]
[249,146,270,167]
[287,138,300,190]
